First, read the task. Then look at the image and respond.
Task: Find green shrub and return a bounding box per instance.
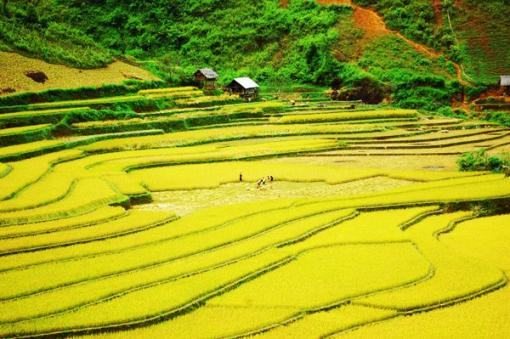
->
[336,64,388,104]
[457,148,509,172]
[356,36,459,110]
[483,111,510,127]
[436,106,468,119]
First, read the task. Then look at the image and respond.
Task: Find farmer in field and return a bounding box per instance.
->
[256,176,275,189]
[256,177,266,189]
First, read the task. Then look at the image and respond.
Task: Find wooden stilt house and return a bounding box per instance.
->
[194,68,218,90]
[227,77,259,101]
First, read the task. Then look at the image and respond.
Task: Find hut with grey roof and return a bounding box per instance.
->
[194,68,218,90]
[501,76,510,96]
[227,77,259,101]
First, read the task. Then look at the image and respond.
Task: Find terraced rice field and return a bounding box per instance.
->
[0,87,509,338]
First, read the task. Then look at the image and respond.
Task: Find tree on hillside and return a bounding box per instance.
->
[2,0,9,17]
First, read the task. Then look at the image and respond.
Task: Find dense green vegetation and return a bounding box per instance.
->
[450,0,510,84]
[458,148,510,173]
[0,0,346,86]
[1,0,508,110]
[354,0,510,84]
[357,36,459,111]
[0,1,111,68]
[353,0,443,49]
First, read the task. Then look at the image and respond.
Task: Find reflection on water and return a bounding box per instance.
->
[134,177,412,216]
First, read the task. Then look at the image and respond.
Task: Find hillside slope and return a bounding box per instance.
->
[0,0,507,108]
[353,0,510,85]
[0,52,159,95]
[451,0,510,84]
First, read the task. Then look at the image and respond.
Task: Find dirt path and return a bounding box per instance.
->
[353,6,441,59]
[353,6,390,40]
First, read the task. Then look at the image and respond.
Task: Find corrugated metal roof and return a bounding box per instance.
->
[196,68,218,79]
[501,75,510,87]
[232,77,259,89]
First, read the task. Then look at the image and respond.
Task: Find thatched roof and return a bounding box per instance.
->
[195,68,218,80]
[501,75,510,87]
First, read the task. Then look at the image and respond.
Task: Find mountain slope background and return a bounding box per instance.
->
[0,0,509,110]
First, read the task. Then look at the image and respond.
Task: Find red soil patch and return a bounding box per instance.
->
[353,6,440,59]
[478,88,505,100]
[353,6,390,40]
[432,0,443,26]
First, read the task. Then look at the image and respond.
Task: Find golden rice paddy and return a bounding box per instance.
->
[0,88,508,338]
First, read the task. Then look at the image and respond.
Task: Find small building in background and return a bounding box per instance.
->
[227,77,259,100]
[194,68,218,90]
[500,75,510,96]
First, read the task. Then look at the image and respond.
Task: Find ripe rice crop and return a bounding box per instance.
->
[0,150,82,201]
[79,124,386,153]
[0,124,51,137]
[143,90,203,100]
[340,279,510,339]
[288,208,439,250]
[102,174,149,196]
[0,166,78,212]
[0,177,126,226]
[0,107,89,119]
[254,305,395,338]
[103,305,293,339]
[359,213,505,311]
[0,199,296,273]
[0,202,352,299]
[0,163,9,178]
[0,206,126,239]
[6,95,145,111]
[87,138,341,173]
[175,94,241,107]
[440,214,510,271]
[138,87,198,95]
[0,140,66,159]
[270,110,417,124]
[0,209,352,324]
[0,210,174,255]
[130,160,476,192]
[0,90,509,337]
[0,251,292,336]
[208,243,429,316]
